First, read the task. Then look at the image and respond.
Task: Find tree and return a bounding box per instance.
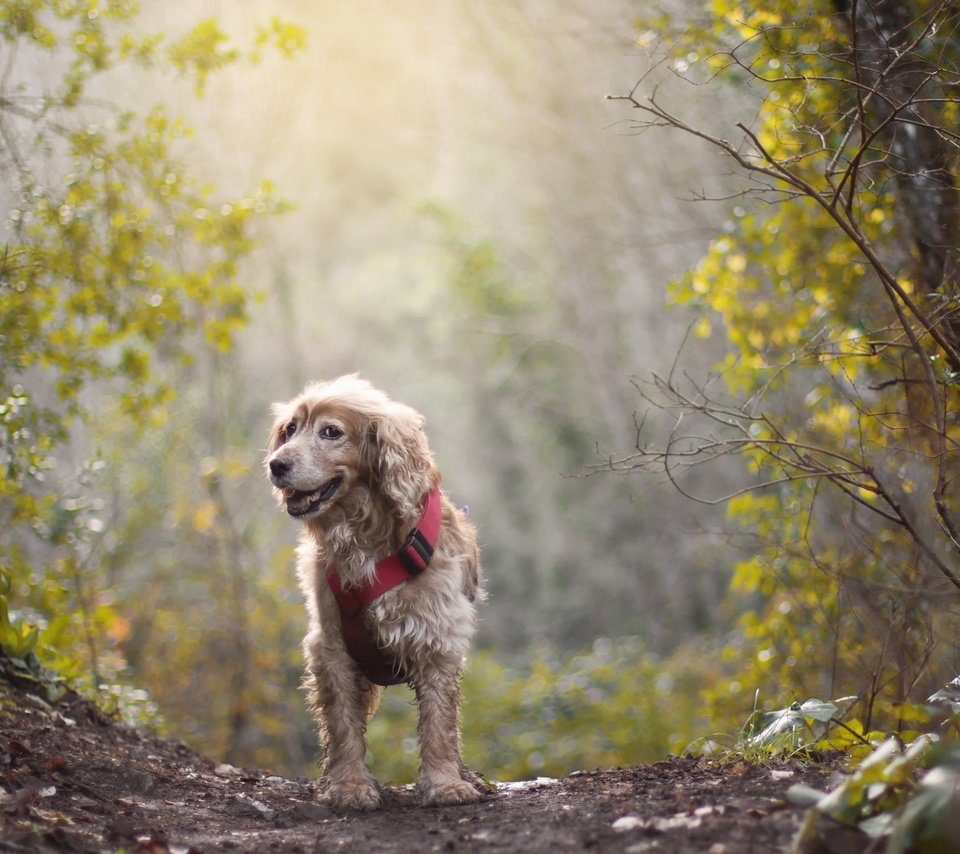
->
[608,0,960,731]
[0,1,301,698]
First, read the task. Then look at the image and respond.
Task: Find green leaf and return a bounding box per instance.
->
[799,699,839,723]
[886,779,957,854]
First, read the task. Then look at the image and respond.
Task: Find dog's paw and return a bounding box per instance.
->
[323,779,382,812]
[420,777,485,807]
[460,766,496,794]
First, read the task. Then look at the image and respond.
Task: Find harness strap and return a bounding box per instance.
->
[326,488,442,686]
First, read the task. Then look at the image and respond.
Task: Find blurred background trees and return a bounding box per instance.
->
[2,0,957,783]
[0,0,303,758]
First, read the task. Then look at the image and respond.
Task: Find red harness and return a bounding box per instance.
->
[325,488,442,686]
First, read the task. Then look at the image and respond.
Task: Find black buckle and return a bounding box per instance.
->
[399,527,433,574]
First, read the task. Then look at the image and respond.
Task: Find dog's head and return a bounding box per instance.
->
[265,375,436,524]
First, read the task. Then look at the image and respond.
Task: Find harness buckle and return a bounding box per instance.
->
[398,527,433,574]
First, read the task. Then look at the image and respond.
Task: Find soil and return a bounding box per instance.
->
[1,664,853,853]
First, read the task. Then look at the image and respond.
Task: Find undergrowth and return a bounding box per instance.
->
[692,684,960,852]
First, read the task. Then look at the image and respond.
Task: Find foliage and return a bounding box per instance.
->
[365,638,703,784]
[611,1,960,735]
[0,1,302,710]
[789,736,960,853]
[683,689,888,763]
[783,680,960,850]
[735,694,857,758]
[101,399,310,767]
[0,617,67,705]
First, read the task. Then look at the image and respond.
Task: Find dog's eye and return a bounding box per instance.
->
[319,425,343,440]
[283,421,297,440]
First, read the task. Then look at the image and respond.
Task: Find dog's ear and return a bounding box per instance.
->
[362,402,436,518]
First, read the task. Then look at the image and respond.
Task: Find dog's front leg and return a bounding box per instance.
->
[415,668,483,806]
[306,638,381,811]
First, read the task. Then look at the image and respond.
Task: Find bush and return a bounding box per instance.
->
[366,638,704,784]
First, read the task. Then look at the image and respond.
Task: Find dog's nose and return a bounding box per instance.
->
[269,457,291,479]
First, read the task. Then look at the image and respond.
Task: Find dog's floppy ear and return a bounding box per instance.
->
[362,401,436,518]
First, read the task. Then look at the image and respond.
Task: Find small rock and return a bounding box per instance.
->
[612,815,644,832]
[225,793,276,821]
[496,777,560,792]
[694,804,721,816]
[263,775,301,789]
[214,763,243,777]
[653,813,702,832]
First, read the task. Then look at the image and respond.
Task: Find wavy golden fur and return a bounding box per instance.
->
[265,375,485,810]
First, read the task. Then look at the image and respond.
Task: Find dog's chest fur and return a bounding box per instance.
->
[296,534,477,683]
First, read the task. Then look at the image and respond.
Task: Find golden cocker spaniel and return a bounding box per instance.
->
[266,375,486,810]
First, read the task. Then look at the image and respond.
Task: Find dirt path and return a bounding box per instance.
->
[1,672,846,852]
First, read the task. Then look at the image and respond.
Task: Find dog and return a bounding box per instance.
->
[265,375,486,810]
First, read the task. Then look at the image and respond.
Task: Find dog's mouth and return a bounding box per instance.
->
[284,476,343,518]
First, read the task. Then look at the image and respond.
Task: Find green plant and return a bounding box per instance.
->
[789,736,960,852]
[0,577,38,662]
[739,694,858,758]
[682,690,864,762]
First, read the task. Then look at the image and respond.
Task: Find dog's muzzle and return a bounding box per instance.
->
[283,476,343,517]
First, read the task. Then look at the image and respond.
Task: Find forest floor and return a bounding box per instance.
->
[1,666,853,853]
